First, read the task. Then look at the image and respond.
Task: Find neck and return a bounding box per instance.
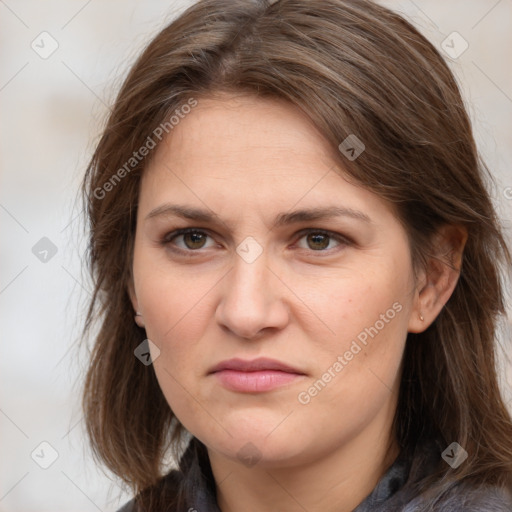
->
[207,407,400,512]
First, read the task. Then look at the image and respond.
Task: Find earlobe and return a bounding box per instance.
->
[127,279,145,328]
[134,311,145,328]
[408,224,467,333]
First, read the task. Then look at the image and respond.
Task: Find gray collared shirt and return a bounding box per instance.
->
[118,438,512,511]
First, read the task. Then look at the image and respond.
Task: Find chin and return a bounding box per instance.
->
[201,426,314,469]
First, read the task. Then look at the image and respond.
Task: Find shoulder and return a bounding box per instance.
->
[400,439,512,511]
[405,482,512,512]
[113,470,185,512]
[434,483,512,511]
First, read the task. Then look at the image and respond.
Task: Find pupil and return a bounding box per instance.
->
[308,233,329,250]
[184,232,206,249]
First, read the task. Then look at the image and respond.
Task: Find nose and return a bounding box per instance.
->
[215,248,290,340]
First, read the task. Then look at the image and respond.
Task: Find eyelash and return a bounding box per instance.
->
[160,227,352,257]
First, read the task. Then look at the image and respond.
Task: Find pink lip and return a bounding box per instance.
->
[209,357,304,374]
[209,358,306,393]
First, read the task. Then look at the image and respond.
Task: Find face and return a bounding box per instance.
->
[130,92,420,469]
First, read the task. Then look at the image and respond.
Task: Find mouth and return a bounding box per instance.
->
[208,357,306,393]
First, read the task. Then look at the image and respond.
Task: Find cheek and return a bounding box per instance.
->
[296,298,407,454]
[135,263,216,431]
[305,263,410,347]
[132,250,217,383]
[299,263,411,406]
[135,248,213,338]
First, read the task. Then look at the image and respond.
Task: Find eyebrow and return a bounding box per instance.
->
[145,203,372,229]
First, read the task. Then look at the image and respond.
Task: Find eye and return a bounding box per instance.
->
[160,227,351,256]
[295,229,349,252]
[162,228,216,252]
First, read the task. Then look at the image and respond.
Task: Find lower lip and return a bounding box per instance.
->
[212,370,303,392]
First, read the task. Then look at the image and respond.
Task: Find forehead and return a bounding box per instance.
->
[149,93,336,177]
[138,93,394,224]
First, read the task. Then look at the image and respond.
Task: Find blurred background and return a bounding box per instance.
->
[1,0,511,510]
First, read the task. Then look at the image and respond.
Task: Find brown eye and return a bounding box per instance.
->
[296,230,347,252]
[182,231,208,249]
[163,229,215,252]
[306,232,331,251]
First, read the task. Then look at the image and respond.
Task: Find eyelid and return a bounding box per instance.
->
[293,228,353,246]
[160,227,353,255]
[161,227,218,252]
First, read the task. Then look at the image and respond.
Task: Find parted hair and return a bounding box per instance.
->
[81,0,512,508]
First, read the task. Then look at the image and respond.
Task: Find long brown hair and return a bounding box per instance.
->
[81,0,512,507]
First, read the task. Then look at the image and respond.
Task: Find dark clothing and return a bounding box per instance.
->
[117,437,512,511]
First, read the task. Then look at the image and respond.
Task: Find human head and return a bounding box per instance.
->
[81,0,512,501]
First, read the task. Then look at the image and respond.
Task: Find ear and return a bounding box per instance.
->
[127,277,145,328]
[408,224,468,333]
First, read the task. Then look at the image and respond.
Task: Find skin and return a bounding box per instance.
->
[129,92,466,512]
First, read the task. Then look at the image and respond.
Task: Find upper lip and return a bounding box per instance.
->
[209,357,305,375]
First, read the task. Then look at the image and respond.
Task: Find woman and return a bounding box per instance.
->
[80,0,512,510]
